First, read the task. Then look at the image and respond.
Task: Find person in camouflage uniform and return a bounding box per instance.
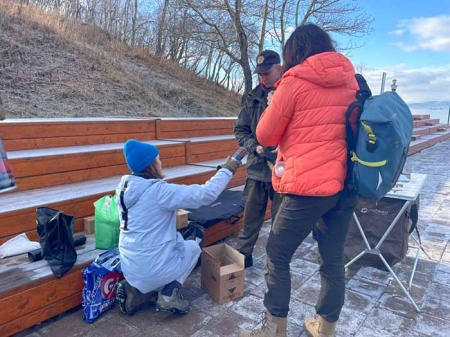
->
[234,50,283,268]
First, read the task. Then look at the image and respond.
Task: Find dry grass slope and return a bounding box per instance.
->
[0,2,241,118]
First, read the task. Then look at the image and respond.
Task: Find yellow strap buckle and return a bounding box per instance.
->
[350,152,387,168]
[361,121,377,149]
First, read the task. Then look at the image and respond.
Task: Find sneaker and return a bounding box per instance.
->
[115,280,153,315]
[156,288,190,313]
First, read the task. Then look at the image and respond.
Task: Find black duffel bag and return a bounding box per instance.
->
[36,207,78,278]
[185,189,245,228]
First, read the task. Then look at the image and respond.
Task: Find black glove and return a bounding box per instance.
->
[217,156,241,174]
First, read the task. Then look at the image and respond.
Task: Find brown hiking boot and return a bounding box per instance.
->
[239,311,287,337]
[115,280,154,315]
[305,315,337,337]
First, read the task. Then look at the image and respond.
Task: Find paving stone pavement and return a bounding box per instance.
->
[16,140,450,337]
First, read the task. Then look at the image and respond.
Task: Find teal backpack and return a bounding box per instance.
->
[345,75,414,201]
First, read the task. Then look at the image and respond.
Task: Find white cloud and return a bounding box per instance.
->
[388,29,406,36]
[394,42,417,52]
[358,63,450,103]
[393,15,450,52]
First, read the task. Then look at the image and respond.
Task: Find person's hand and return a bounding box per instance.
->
[217,156,241,174]
[271,146,278,153]
[256,146,264,155]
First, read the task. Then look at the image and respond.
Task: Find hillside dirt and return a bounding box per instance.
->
[0,3,241,118]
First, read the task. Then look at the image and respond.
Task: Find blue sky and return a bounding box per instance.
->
[333,0,450,103]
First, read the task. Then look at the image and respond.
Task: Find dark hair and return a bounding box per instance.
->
[282,23,336,73]
[142,160,164,179]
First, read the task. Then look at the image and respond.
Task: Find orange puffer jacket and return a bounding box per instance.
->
[256,52,359,197]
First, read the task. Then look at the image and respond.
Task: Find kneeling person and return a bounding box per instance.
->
[115,139,241,314]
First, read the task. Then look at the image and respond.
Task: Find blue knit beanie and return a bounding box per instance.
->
[123,139,159,173]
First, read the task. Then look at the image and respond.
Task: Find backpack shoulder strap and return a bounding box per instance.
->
[345,73,372,189]
[346,73,371,151]
[119,180,129,231]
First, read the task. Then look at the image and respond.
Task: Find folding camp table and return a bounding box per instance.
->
[345,173,428,312]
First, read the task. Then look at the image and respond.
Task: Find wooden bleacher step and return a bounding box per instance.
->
[193,157,248,188]
[413,114,431,120]
[0,118,156,151]
[0,164,218,245]
[156,117,236,138]
[159,135,238,163]
[7,140,187,191]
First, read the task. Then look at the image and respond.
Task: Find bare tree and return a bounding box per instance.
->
[155,0,169,56]
[27,0,373,97]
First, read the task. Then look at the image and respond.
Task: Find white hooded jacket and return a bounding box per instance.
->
[115,168,232,293]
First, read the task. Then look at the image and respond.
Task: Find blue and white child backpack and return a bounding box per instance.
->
[345,74,414,201]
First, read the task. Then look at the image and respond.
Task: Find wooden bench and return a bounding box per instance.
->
[0,118,157,151]
[7,140,187,191]
[160,135,238,164]
[156,117,236,138]
[0,117,246,336]
[193,156,248,188]
[0,164,225,245]
[0,234,102,336]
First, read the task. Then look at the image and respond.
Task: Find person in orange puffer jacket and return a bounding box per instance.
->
[240,24,359,337]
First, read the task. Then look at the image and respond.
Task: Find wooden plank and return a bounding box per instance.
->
[228,177,247,189]
[1,196,102,238]
[2,132,156,151]
[13,155,185,191]
[191,150,237,163]
[0,237,95,276]
[15,164,130,190]
[155,119,162,139]
[162,135,235,143]
[0,166,218,238]
[0,269,84,326]
[185,141,192,164]
[413,120,428,128]
[412,114,430,120]
[189,140,237,155]
[0,219,85,246]
[0,248,101,300]
[159,119,235,132]
[0,120,156,140]
[0,292,81,337]
[204,214,243,237]
[0,164,216,215]
[425,119,440,126]
[9,143,185,178]
[413,127,431,136]
[205,221,243,246]
[161,128,233,139]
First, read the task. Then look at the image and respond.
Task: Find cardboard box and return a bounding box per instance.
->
[176,209,189,230]
[84,216,95,234]
[201,243,245,304]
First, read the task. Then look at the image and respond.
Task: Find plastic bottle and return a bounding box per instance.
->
[232,147,247,161]
[274,161,286,178]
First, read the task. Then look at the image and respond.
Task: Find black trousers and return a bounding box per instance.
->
[263,189,357,322]
[237,179,281,256]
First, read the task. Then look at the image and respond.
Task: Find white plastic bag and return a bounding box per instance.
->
[0,233,41,259]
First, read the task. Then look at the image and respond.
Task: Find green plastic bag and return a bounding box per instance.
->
[94,195,120,249]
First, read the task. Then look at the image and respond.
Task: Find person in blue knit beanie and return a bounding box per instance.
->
[115,139,241,315]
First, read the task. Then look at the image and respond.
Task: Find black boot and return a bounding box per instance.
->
[244,254,253,268]
[115,280,154,315]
